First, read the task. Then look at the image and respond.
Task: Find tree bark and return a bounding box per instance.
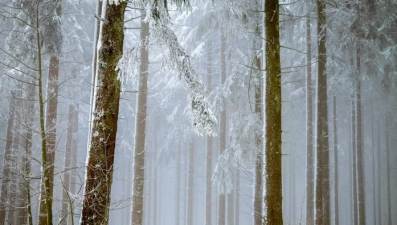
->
[305,14,315,225]
[131,13,149,225]
[205,39,213,225]
[80,2,126,224]
[333,94,339,225]
[351,95,358,225]
[0,90,20,225]
[355,46,365,225]
[254,54,263,225]
[217,34,226,225]
[315,1,330,224]
[187,139,195,225]
[60,105,74,225]
[264,0,282,224]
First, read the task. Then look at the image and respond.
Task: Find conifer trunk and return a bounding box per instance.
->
[60,105,74,225]
[333,94,339,225]
[351,96,358,225]
[205,40,213,225]
[305,14,315,225]
[187,139,195,225]
[315,1,330,224]
[80,2,126,224]
[264,0,282,224]
[131,14,149,225]
[217,35,227,225]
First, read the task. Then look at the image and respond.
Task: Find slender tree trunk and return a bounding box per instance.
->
[217,35,227,225]
[315,1,330,224]
[333,94,339,225]
[264,0,282,224]
[254,55,263,225]
[352,95,358,225]
[385,114,392,225]
[234,169,240,225]
[187,139,195,225]
[80,2,127,224]
[205,39,213,225]
[69,105,78,223]
[305,14,315,225]
[371,99,376,225]
[377,118,382,225]
[176,144,181,225]
[355,46,365,225]
[227,190,234,225]
[36,4,53,223]
[60,105,74,225]
[131,15,149,225]
[38,4,61,223]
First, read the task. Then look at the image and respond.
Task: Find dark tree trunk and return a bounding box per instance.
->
[264,0,282,224]
[315,1,330,224]
[80,2,126,224]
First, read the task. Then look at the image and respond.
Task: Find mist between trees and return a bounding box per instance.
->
[0,0,396,225]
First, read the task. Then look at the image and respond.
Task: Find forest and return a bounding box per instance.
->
[0,0,396,225]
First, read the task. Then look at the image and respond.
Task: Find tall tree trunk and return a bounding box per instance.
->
[227,190,234,225]
[352,95,358,225]
[385,114,392,225]
[355,46,365,225]
[264,0,282,224]
[0,90,20,225]
[333,94,339,225]
[36,5,53,223]
[38,3,61,224]
[205,39,213,225]
[60,105,75,225]
[305,14,315,225]
[217,34,227,225]
[315,1,330,224]
[371,99,376,225]
[254,54,263,225]
[131,14,149,225]
[187,139,195,225]
[377,118,382,225]
[80,2,126,224]
[176,144,181,225]
[234,169,240,225]
[69,106,78,223]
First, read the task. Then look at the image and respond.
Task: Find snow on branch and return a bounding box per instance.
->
[149,12,217,136]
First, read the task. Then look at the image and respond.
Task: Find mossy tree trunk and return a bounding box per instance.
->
[80,2,126,225]
[264,0,282,224]
[131,14,149,225]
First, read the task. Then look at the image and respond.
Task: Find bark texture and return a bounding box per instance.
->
[217,35,226,225]
[305,15,315,225]
[264,0,283,224]
[315,1,330,224]
[131,15,149,225]
[80,2,126,224]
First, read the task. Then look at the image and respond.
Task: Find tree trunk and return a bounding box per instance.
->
[0,90,20,225]
[60,105,74,225]
[254,54,263,225]
[355,46,365,225]
[205,39,213,225]
[385,114,392,225]
[176,144,181,225]
[234,169,240,225]
[352,95,358,225]
[131,14,149,225]
[217,34,227,225]
[377,118,382,225]
[69,105,78,223]
[315,1,330,224]
[80,2,126,224]
[38,3,61,223]
[187,139,195,225]
[227,190,234,225]
[333,94,339,225]
[264,0,282,224]
[305,14,315,225]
